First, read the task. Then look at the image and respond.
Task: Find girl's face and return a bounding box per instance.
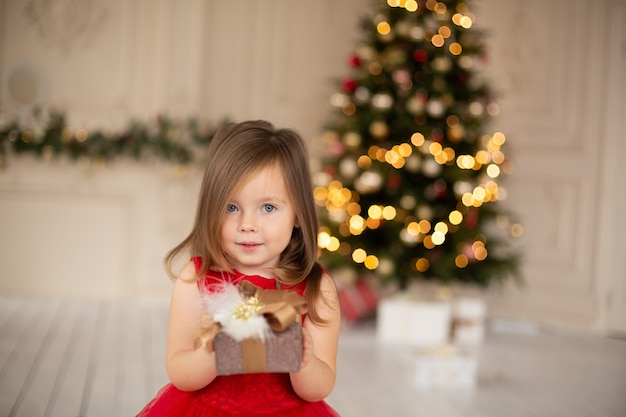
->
[220,163,297,278]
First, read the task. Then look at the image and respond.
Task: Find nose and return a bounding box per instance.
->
[239,212,257,232]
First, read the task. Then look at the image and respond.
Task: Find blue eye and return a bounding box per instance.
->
[262,204,276,213]
[226,204,237,212]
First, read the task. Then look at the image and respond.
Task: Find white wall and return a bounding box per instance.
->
[475,0,626,334]
[0,0,624,333]
[0,157,201,300]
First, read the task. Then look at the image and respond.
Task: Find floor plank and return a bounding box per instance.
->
[14,299,80,417]
[0,299,62,417]
[48,300,102,417]
[140,302,169,400]
[84,300,121,417]
[118,301,151,416]
[0,298,35,377]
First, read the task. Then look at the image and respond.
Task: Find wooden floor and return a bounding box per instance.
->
[1,295,625,417]
[0,296,169,417]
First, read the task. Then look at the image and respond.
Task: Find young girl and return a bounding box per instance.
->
[136,120,341,416]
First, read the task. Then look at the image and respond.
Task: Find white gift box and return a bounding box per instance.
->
[412,345,478,389]
[451,297,486,347]
[376,296,451,347]
[453,322,485,346]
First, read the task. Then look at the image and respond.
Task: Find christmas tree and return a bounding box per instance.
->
[314,0,521,289]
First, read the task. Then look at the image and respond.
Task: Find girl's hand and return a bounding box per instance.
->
[300,326,314,369]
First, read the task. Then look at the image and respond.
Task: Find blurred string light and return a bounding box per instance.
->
[315,130,520,272]
[387,0,419,12]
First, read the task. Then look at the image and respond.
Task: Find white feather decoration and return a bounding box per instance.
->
[201,282,270,341]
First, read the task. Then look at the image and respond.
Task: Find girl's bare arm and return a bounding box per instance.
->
[289,273,341,401]
[165,261,217,391]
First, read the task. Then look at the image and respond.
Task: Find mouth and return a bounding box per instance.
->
[237,242,262,250]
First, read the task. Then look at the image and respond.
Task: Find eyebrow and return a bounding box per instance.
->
[229,195,289,205]
[259,196,289,204]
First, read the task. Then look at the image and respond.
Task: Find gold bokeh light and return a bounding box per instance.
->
[352,248,367,263]
[377,22,391,35]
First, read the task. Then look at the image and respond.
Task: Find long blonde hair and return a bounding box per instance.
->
[165,120,326,322]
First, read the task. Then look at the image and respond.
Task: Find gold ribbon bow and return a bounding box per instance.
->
[195,315,222,352]
[238,281,308,332]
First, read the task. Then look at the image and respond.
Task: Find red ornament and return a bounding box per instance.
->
[430,129,444,143]
[328,139,346,157]
[322,165,338,177]
[342,78,357,93]
[348,54,361,68]
[462,242,476,261]
[465,208,479,229]
[457,71,469,86]
[433,179,447,197]
[387,174,402,190]
[413,49,428,63]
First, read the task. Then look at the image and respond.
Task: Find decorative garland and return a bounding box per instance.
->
[0,109,227,167]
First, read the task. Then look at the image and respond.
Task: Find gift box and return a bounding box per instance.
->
[338,278,379,323]
[214,321,303,375]
[377,296,451,347]
[412,345,478,389]
[451,296,486,347]
[197,281,307,375]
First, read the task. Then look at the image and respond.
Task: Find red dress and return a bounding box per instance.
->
[136,263,340,417]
